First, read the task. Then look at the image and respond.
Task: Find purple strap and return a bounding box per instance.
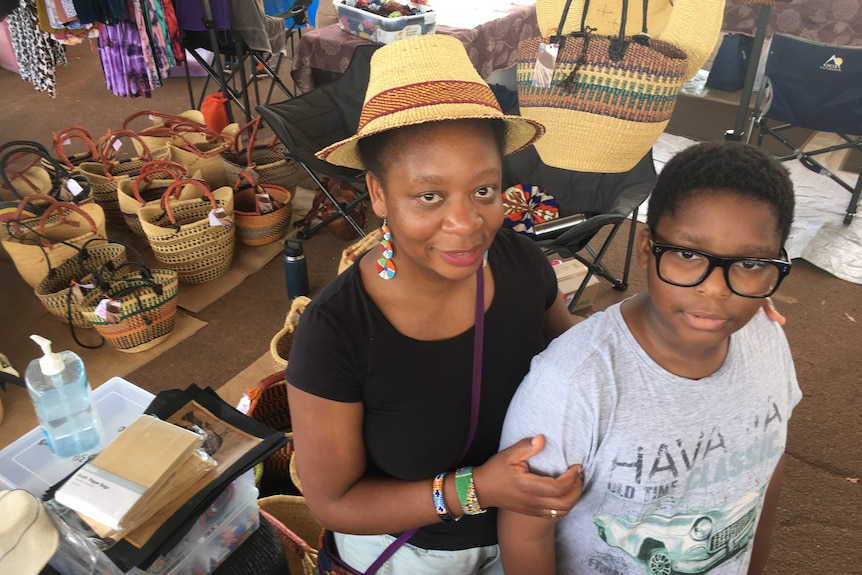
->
[363,266,486,574]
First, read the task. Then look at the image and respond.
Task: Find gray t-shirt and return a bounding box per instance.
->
[500,302,802,575]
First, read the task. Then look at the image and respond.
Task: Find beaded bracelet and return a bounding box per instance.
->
[455,466,487,516]
[432,472,459,522]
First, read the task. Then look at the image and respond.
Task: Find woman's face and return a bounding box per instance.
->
[367,120,505,282]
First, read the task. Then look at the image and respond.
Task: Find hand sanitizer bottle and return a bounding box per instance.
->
[25,334,103,458]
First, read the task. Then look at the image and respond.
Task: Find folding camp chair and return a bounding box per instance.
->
[256,44,380,239]
[504,146,657,311]
[747,32,862,225]
[174,0,296,124]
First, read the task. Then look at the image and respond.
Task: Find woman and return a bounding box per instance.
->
[285,35,583,574]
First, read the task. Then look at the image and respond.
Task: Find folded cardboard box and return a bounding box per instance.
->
[551,258,600,312]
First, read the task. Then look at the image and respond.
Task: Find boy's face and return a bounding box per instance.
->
[636,189,784,352]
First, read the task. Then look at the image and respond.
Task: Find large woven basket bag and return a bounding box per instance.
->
[232,170,293,246]
[138,178,236,284]
[2,195,107,288]
[518,0,723,172]
[116,160,189,238]
[163,123,234,189]
[78,262,179,353]
[0,140,92,205]
[221,116,305,192]
[258,499,322,575]
[122,109,212,153]
[76,130,170,226]
[34,237,128,329]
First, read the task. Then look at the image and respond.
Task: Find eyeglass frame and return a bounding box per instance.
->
[647,233,792,298]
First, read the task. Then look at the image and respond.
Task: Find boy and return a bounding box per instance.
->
[498,141,802,575]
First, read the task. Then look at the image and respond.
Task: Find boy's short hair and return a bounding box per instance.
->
[647,142,795,244]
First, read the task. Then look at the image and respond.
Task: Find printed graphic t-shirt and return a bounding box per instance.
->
[500,303,802,575]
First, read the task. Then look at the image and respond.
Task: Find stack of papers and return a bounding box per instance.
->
[55,415,213,539]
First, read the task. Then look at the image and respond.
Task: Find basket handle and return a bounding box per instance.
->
[53,126,100,169]
[161,178,218,226]
[5,193,58,238]
[96,129,153,178]
[168,122,235,158]
[0,143,68,199]
[131,160,188,205]
[38,201,99,243]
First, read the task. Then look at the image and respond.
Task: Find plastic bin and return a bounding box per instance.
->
[334,0,436,44]
[48,470,260,575]
[0,377,154,497]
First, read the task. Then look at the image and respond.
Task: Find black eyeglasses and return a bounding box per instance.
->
[648,235,792,298]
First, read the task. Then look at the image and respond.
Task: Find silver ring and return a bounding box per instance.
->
[550,509,558,518]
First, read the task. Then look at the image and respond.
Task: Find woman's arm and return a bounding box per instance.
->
[291,383,584,534]
[544,292,577,343]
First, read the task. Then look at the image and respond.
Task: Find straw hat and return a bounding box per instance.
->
[0,490,60,575]
[317,35,545,169]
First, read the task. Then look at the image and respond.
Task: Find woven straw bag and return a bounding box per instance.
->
[336,227,383,274]
[162,125,234,189]
[0,141,92,205]
[34,238,128,329]
[269,296,311,368]
[244,371,303,497]
[138,179,236,284]
[76,130,170,226]
[122,109,211,153]
[78,264,179,352]
[233,170,293,246]
[2,195,107,288]
[221,117,305,192]
[116,160,189,238]
[520,0,723,172]
[258,498,322,575]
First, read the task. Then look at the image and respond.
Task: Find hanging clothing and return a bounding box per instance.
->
[71,0,125,25]
[6,0,67,98]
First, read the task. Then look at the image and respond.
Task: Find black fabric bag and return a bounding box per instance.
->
[706,33,756,92]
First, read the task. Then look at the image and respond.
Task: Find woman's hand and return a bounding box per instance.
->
[763,297,786,326]
[472,435,583,518]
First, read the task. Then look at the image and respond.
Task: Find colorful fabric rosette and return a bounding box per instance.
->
[502,184,559,237]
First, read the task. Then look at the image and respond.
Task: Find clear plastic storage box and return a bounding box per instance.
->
[334,0,436,44]
[49,470,260,575]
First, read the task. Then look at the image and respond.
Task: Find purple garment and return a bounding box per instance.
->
[98,19,152,97]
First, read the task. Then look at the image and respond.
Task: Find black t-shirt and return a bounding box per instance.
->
[285,228,559,550]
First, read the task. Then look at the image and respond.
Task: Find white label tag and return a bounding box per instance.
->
[209,207,233,227]
[66,178,84,196]
[62,138,71,146]
[532,43,559,88]
[94,298,110,319]
[257,192,274,214]
[112,139,123,152]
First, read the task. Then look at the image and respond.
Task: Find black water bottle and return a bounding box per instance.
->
[283,238,309,299]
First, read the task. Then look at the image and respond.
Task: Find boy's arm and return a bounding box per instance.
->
[748,456,786,575]
[499,509,557,575]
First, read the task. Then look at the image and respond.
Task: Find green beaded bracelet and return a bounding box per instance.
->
[455,466,487,516]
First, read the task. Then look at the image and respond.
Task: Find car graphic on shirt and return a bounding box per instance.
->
[592,490,763,575]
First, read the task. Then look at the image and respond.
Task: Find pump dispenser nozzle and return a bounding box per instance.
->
[30,334,64,377]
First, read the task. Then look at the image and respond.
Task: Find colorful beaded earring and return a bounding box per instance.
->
[376,220,396,280]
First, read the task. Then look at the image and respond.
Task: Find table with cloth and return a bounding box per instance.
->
[290,0,540,93]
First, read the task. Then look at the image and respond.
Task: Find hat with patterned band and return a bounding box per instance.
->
[316,35,545,170]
